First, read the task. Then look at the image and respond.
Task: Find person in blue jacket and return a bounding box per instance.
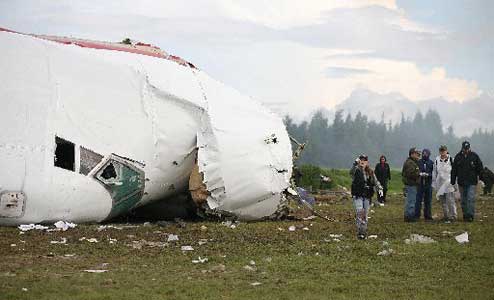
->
[415,148,434,220]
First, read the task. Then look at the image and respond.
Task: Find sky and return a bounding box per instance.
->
[1,0,492,120]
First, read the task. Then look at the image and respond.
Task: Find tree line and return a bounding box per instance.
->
[284,109,494,169]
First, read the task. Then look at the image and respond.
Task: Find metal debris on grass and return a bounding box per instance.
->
[181,245,194,251]
[50,238,67,244]
[167,234,179,242]
[250,282,262,286]
[405,234,436,244]
[192,257,208,264]
[54,221,77,231]
[377,249,395,256]
[18,224,49,231]
[455,232,469,244]
[84,270,108,273]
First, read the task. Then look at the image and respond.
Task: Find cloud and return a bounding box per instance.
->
[326,67,374,78]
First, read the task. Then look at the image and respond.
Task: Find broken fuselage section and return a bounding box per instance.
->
[0,28,292,225]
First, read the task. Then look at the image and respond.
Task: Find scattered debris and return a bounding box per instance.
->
[288,226,296,232]
[167,234,179,242]
[10,244,16,247]
[79,237,98,243]
[243,265,256,272]
[329,234,343,238]
[302,216,316,220]
[441,231,454,236]
[222,220,238,229]
[181,246,194,251]
[455,232,469,244]
[250,282,262,286]
[54,221,77,231]
[22,288,28,292]
[109,238,117,244]
[64,254,76,257]
[249,260,256,266]
[302,227,310,231]
[192,257,208,264]
[368,235,378,239]
[97,225,124,231]
[18,224,49,232]
[200,225,208,231]
[50,238,67,244]
[131,240,167,249]
[198,239,208,246]
[405,234,436,244]
[377,249,395,256]
[84,270,108,273]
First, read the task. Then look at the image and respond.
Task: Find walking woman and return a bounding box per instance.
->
[375,155,391,204]
[351,154,383,239]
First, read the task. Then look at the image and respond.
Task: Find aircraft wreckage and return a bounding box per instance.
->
[0,28,294,225]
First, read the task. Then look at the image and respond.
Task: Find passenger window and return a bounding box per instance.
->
[54,136,75,171]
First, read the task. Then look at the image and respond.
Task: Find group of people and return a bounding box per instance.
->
[350,140,485,239]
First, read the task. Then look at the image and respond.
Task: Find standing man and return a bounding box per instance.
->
[451,141,483,222]
[375,155,391,204]
[416,149,434,220]
[402,148,421,222]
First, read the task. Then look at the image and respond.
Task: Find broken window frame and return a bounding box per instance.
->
[79,146,104,176]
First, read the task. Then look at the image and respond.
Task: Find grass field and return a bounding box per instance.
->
[1,193,494,300]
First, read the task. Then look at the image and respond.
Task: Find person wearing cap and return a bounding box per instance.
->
[402,147,421,222]
[351,154,382,239]
[415,149,434,220]
[451,141,483,222]
[432,145,457,221]
[374,155,391,204]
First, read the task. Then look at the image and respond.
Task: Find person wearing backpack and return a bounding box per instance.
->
[432,145,457,221]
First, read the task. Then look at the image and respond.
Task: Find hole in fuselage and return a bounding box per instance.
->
[101,163,117,180]
[54,136,75,171]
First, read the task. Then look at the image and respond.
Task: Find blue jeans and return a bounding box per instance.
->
[404,185,417,221]
[353,196,369,236]
[416,185,432,219]
[459,185,476,221]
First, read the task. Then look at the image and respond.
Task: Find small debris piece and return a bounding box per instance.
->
[109,238,117,244]
[86,238,98,243]
[243,265,256,272]
[192,257,208,264]
[405,234,436,244]
[97,225,124,231]
[167,234,179,242]
[288,226,296,232]
[455,232,469,244]
[22,288,28,292]
[64,254,76,257]
[329,234,342,238]
[249,260,256,266]
[368,235,378,239]
[198,239,208,246]
[50,238,67,244]
[377,249,395,256]
[302,227,310,231]
[200,225,208,231]
[54,221,77,231]
[181,246,194,251]
[302,216,316,220]
[84,270,108,273]
[250,282,262,286]
[222,220,238,229]
[277,227,284,231]
[18,224,49,231]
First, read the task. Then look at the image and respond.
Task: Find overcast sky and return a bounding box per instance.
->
[1,0,492,119]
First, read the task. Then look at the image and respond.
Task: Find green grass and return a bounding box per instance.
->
[1,195,494,299]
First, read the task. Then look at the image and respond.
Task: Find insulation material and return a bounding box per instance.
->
[0,29,292,224]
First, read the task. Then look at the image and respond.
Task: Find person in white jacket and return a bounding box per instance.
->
[432,145,457,221]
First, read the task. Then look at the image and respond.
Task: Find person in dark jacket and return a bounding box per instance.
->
[415,149,434,220]
[480,167,494,195]
[402,147,421,222]
[451,141,483,222]
[351,154,382,239]
[375,155,391,204]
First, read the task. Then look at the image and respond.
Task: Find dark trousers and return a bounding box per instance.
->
[378,185,388,203]
[415,185,432,219]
